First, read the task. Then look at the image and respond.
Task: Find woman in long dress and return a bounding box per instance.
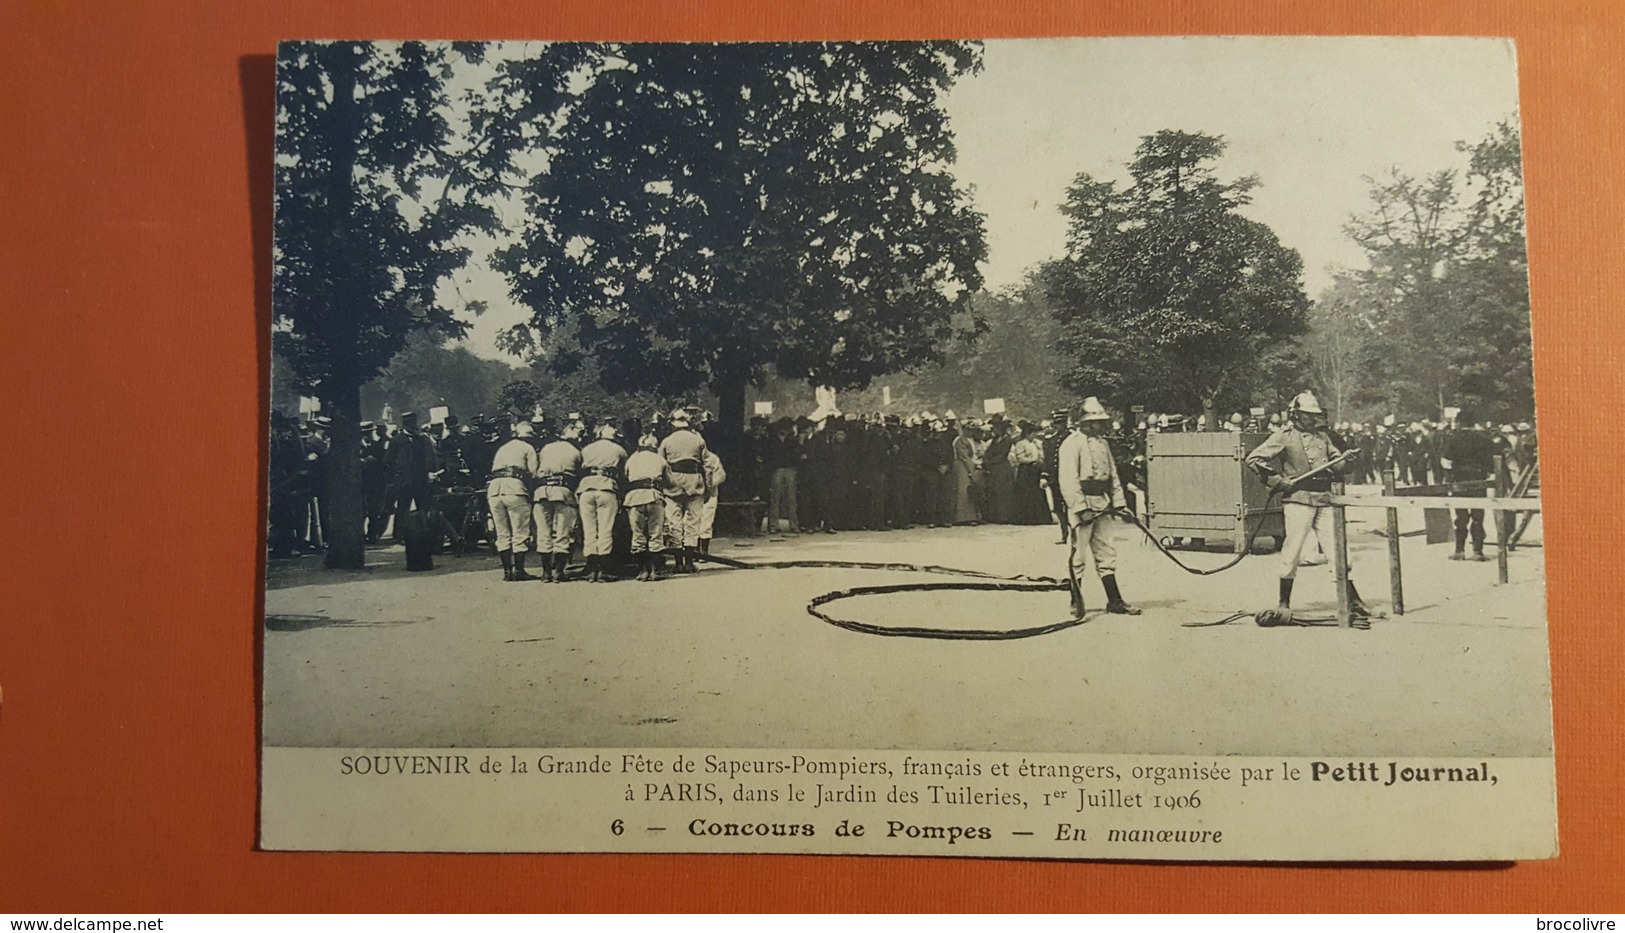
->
[982,421,1016,523]
[950,422,981,524]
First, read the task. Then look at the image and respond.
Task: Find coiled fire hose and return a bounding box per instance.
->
[677,451,1365,637]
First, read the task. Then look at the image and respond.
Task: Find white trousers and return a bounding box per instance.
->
[699,492,719,540]
[533,500,577,554]
[577,490,619,556]
[664,494,702,549]
[1068,511,1118,579]
[1280,501,1339,580]
[627,501,664,553]
[488,492,533,554]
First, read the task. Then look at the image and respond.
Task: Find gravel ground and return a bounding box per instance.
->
[263,499,1551,757]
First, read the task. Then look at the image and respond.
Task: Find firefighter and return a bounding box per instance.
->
[1245,391,1369,621]
[658,408,708,573]
[487,418,539,581]
[532,415,583,583]
[577,423,628,582]
[1058,397,1140,618]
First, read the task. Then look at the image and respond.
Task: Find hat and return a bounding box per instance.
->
[1517,422,1532,431]
[669,408,692,426]
[1077,397,1110,422]
[401,411,419,424]
[637,433,658,450]
[595,424,618,441]
[943,409,958,421]
[512,421,535,437]
[1229,412,1244,425]
[1500,424,1516,434]
[359,420,375,431]
[1290,391,1323,415]
[313,416,333,428]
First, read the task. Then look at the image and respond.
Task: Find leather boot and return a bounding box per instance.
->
[1102,574,1142,615]
[512,551,535,581]
[499,550,514,581]
[699,538,711,556]
[553,553,569,582]
[1347,580,1372,619]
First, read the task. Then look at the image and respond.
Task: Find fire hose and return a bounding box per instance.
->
[677,449,1363,637]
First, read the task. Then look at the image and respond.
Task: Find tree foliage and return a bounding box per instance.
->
[273,41,488,391]
[356,332,526,421]
[1337,119,1532,420]
[486,42,988,438]
[272,41,490,567]
[1039,130,1309,420]
[817,280,1068,418]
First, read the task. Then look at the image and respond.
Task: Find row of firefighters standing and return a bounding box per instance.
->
[486,408,721,582]
[1051,390,1498,620]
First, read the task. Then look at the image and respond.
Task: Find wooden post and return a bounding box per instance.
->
[1331,481,1352,628]
[1383,469,1404,615]
[1508,462,1536,551]
[1494,455,1510,584]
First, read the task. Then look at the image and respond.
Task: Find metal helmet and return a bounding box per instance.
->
[1290,391,1324,415]
[1077,397,1111,422]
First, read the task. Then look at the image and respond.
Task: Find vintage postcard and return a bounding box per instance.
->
[261,36,1553,859]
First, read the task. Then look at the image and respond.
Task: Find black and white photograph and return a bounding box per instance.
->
[261,37,1552,858]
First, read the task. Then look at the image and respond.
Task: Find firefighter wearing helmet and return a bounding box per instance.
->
[1245,391,1370,622]
[658,407,709,574]
[1057,397,1141,618]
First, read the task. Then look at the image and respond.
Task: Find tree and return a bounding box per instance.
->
[488,42,987,453]
[272,41,488,568]
[1039,131,1309,426]
[359,332,528,421]
[1340,119,1532,421]
[822,279,1069,419]
[1304,276,1375,422]
[1446,120,1533,420]
[1342,167,1467,415]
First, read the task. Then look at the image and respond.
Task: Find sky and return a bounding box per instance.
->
[450,36,1522,362]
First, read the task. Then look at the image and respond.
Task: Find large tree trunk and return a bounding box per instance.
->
[322,377,367,570]
[320,43,368,571]
[1201,396,1219,432]
[711,369,749,477]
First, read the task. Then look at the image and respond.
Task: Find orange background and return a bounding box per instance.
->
[2,0,1621,913]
